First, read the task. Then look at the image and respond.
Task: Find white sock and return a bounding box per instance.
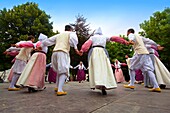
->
[58,74,67,92]
[56,74,59,88]
[147,71,159,88]
[9,73,20,88]
[129,70,136,86]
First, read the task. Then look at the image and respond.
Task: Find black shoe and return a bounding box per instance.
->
[28,87,37,93]
[159,84,166,89]
[0,78,4,83]
[28,87,32,93]
[14,84,20,88]
[102,89,107,95]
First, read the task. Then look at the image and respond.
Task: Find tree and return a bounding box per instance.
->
[139,7,170,70]
[106,36,133,64]
[69,15,91,80]
[0,2,55,71]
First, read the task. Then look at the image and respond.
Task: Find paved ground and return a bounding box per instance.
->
[0,81,170,113]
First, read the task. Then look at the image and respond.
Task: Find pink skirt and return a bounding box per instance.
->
[25,52,46,89]
[115,68,125,83]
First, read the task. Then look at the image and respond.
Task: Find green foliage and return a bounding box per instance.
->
[139,7,170,69]
[106,36,133,64]
[0,2,55,71]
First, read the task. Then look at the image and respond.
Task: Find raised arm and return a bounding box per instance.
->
[74,65,79,69]
[142,37,157,47]
[83,65,87,70]
[41,34,57,47]
[80,39,92,53]
[6,47,20,51]
[15,41,34,48]
[110,36,129,45]
[111,64,115,68]
[120,63,127,66]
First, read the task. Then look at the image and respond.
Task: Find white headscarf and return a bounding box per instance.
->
[94,27,103,35]
[36,33,48,53]
[38,33,48,41]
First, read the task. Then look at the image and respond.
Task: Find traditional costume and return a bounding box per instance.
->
[41,25,79,96]
[74,61,87,83]
[81,27,128,95]
[112,60,126,83]
[144,42,170,88]
[16,33,48,92]
[8,39,34,91]
[124,31,161,92]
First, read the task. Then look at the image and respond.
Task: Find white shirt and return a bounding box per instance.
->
[41,31,78,49]
[74,64,87,70]
[128,33,136,41]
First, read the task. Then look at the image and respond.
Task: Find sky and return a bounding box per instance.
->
[0,0,170,36]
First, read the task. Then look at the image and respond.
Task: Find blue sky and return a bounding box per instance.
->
[0,0,170,36]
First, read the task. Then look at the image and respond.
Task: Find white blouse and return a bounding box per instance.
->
[89,34,110,47]
[74,64,87,70]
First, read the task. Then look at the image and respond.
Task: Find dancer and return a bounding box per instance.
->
[3,47,21,82]
[8,35,35,91]
[144,42,170,89]
[111,59,126,83]
[74,61,87,83]
[16,33,48,92]
[80,27,128,95]
[124,28,161,92]
[41,25,81,96]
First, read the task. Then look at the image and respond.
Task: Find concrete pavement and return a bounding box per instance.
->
[0,81,170,113]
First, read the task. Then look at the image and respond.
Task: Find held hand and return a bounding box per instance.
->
[79,50,83,56]
[78,51,83,56]
[129,40,134,45]
[36,46,42,50]
[75,49,83,56]
[157,45,164,51]
[3,51,8,54]
[11,44,16,47]
[125,41,129,45]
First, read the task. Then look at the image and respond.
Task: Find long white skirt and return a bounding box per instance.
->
[89,48,117,89]
[154,55,170,85]
[16,53,38,86]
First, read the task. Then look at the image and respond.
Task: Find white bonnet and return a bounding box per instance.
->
[38,33,48,41]
[94,27,103,35]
